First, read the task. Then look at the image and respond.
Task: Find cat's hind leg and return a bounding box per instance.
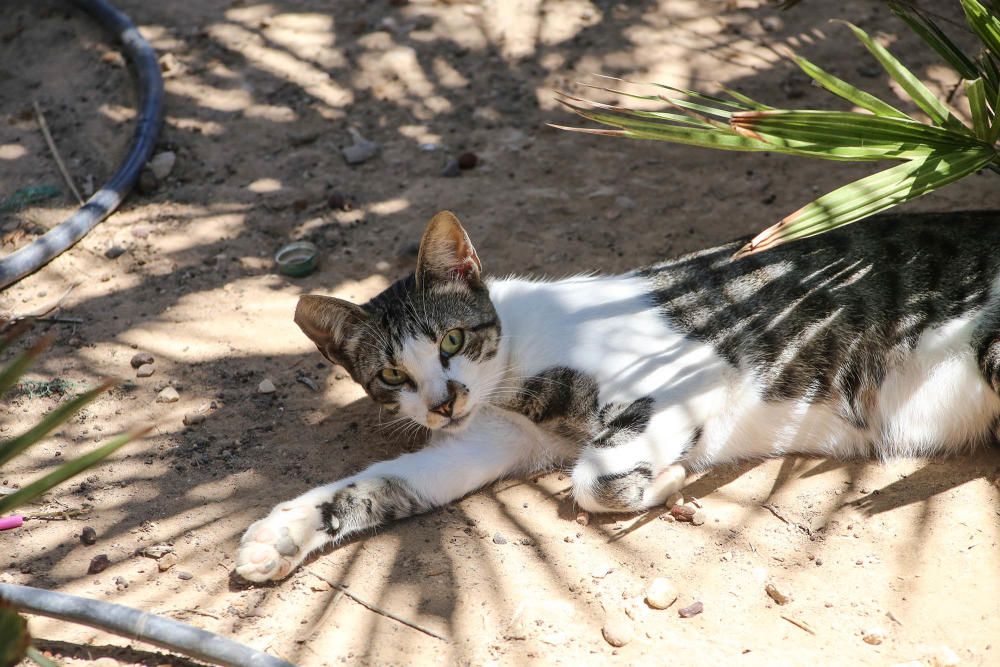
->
[571,399,696,513]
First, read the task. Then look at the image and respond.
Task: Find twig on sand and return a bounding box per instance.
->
[33,100,84,205]
[308,571,448,642]
[781,614,816,635]
[761,503,813,537]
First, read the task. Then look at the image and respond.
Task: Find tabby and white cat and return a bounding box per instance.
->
[235,209,1000,581]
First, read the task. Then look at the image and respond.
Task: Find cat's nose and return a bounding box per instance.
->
[431,395,455,418]
[430,380,468,418]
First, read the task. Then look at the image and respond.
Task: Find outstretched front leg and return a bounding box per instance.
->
[235,407,556,582]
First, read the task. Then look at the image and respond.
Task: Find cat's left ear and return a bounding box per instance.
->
[416,211,482,287]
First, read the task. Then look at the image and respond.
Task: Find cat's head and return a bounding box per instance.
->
[294,211,503,431]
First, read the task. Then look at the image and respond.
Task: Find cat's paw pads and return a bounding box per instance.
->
[234,502,320,582]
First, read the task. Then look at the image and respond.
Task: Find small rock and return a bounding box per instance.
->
[148,151,176,180]
[137,168,159,195]
[670,504,696,522]
[176,570,193,580]
[130,352,154,368]
[136,363,155,378]
[141,544,175,559]
[765,583,792,605]
[104,245,127,259]
[88,554,111,574]
[760,16,783,32]
[644,577,678,610]
[258,378,276,394]
[678,601,704,618]
[492,532,507,545]
[457,151,478,170]
[601,612,634,647]
[862,628,886,645]
[327,192,350,210]
[296,376,319,392]
[342,128,379,165]
[80,526,98,545]
[114,575,128,591]
[590,565,613,579]
[441,158,461,177]
[691,509,706,526]
[575,511,590,526]
[156,386,180,403]
[157,552,178,571]
[183,412,205,426]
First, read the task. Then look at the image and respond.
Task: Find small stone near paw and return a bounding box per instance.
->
[862,628,886,645]
[575,511,590,526]
[601,611,634,647]
[177,570,194,581]
[492,532,507,545]
[678,600,703,618]
[644,577,678,610]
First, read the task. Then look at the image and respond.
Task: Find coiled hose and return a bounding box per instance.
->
[0,0,164,290]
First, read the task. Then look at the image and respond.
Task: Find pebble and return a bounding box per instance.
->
[258,378,276,394]
[457,151,478,170]
[441,158,461,177]
[691,509,706,526]
[590,565,613,579]
[104,246,127,259]
[678,601,704,618]
[575,511,590,526]
[862,628,886,645]
[148,151,176,180]
[157,552,178,571]
[644,577,678,610]
[492,532,507,545]
[183,412,205,426]
[176,570,193,581]
[88,554,111,574]
[141,544,174,558]
[341,128,379,165]
[80,526,98,545]
[327,192,350,210]
[136,363,155,378]
[156,386,180,403]
[670,504,696,522]
[137,168,159,195]
[130,352,154,368]
[765,583,792,605]
[114,575,128,591]
[601,612,634,647]
[760,16,783,32]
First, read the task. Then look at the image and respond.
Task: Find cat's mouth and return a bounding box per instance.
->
[441,411,471,430]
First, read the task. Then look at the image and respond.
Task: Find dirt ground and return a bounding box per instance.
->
[2,0,999,665]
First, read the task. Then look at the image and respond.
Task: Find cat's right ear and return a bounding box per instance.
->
[294,295,367,368]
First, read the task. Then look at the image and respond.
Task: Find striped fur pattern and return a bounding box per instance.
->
[235,209,1000,582]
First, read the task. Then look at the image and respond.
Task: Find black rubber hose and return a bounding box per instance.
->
[0,583,298,667]
[0,0,164,290]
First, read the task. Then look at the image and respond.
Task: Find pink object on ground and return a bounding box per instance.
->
[0,515,24,531]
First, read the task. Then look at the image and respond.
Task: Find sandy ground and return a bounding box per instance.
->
[2,0,999,665]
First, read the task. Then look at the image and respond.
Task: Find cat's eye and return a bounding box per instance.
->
[379,368,410,386]
[440,328,465,357]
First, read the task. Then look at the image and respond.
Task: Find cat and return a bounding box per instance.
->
[235,208,1000,582]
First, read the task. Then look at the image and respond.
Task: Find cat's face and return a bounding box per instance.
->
[295,211,504,431]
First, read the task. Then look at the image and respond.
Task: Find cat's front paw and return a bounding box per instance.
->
[235,499,327,582]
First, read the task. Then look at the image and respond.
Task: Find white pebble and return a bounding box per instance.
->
[156,386,179,403]
[148,151,176,180]
[644,577,678,610]
[601,612,634,647]
[863,628,887,645]
[258,379,276,394]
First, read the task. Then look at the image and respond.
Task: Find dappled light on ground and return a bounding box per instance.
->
[1,0,998,665]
